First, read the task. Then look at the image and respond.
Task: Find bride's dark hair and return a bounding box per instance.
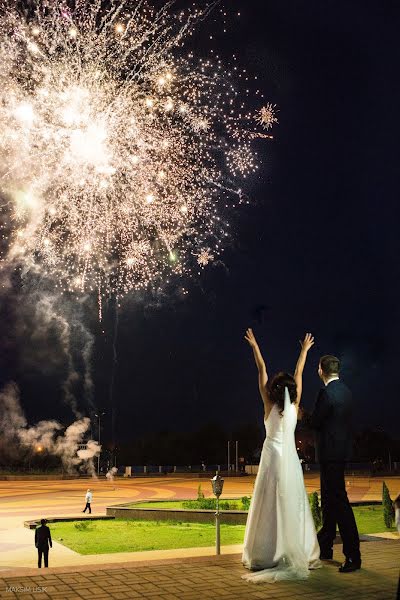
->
[267,372,297,416]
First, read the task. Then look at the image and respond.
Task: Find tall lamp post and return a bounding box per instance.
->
[95,411,106,476]
[211,471,224,555]
[235,440,239,473]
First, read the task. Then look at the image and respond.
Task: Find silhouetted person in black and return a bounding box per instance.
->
[35,518,52,568]
[311,355,361,573]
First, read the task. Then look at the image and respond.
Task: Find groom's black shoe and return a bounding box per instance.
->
[338,558,361,573]
[319,552,333,560]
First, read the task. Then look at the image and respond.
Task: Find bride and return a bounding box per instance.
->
[242,329,321,583]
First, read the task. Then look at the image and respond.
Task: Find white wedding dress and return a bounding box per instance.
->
[242,389,321,583]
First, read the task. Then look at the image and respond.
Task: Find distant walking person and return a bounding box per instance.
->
[311,355,361,573]
[83,488,93,513]
[35,519,52,568]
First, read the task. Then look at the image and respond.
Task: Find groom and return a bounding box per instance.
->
[311,355,361,573]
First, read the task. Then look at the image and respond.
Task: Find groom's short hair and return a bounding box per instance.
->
[320,355,340,376]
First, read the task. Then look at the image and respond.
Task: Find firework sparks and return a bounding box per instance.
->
[197,248,214,267]
[0,1,267,299]
[257,103,279,130]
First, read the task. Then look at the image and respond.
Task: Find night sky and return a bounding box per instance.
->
[2,0,400,444]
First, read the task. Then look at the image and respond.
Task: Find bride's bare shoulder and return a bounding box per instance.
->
[264,403,275,421]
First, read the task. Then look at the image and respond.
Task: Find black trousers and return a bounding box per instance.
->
[83,501,91,513]
[318,461,360,560]
[37,546,49,568]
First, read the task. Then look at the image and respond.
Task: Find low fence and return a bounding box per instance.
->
[123,465,243,475]
[0,474,84,481]
[245,463,394,476]
[4,462,399,480]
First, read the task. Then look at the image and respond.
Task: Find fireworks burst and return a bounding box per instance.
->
[0,0,267,299]
[197,248,214,267]
[257,103,279,130]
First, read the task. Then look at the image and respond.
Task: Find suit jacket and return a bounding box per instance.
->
[35,525,52,549]
[310,379,353,463]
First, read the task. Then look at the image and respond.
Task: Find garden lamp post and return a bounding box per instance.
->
[211,471,224,555]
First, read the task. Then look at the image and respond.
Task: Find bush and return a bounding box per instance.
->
[382,481,395,529]
[182,498,236,510]
[241,496,251,511]
[74,521,95,531]
[309,492,322,530]
[183,498,216,510]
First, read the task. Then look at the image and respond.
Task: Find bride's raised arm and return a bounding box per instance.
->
[244,328,271,416]
[294,333,315,406]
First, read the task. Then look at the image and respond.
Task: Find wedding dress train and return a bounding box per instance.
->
[242,389,321,583]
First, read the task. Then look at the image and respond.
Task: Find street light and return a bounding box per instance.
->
[94,411,106,476]
[211,471,224,555]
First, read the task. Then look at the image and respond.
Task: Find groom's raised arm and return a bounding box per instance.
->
[310,388,331,430]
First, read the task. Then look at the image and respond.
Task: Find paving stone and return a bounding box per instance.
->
[1,539,398,600]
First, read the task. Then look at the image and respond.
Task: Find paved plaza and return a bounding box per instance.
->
[2,474,399,521]
[0,476,398,598]
[0,539,398,600]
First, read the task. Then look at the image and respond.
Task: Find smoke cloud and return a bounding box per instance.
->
[0,382,99,473]
[106,466,118,481]
[0,261,96,417]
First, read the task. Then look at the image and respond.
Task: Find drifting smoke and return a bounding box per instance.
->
[0,262,96,417]
[106,466,118,481]
[32,293,80,415]
[75,316,95,409]
[22,290,96,416]
[0,382,99,473]
[78,440,100,477]
[0,382,27,453]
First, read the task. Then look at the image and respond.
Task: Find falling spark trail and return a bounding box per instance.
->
[110,300,119,451]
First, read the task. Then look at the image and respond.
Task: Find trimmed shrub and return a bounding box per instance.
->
[382,481,395,529]
[241,496,251,511]
[74,521,95,531]
[182,498,236,510]
[309,491,322,530]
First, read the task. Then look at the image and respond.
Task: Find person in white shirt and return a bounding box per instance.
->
[83,489,93,514]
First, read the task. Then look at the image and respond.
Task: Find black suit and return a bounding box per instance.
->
[35,525,52,568]
[311,379,360,561]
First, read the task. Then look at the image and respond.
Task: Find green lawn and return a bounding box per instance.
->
[349,504,397,535]
[49,504,396,555]
[129,500,396,536]
[50,519,245,554]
